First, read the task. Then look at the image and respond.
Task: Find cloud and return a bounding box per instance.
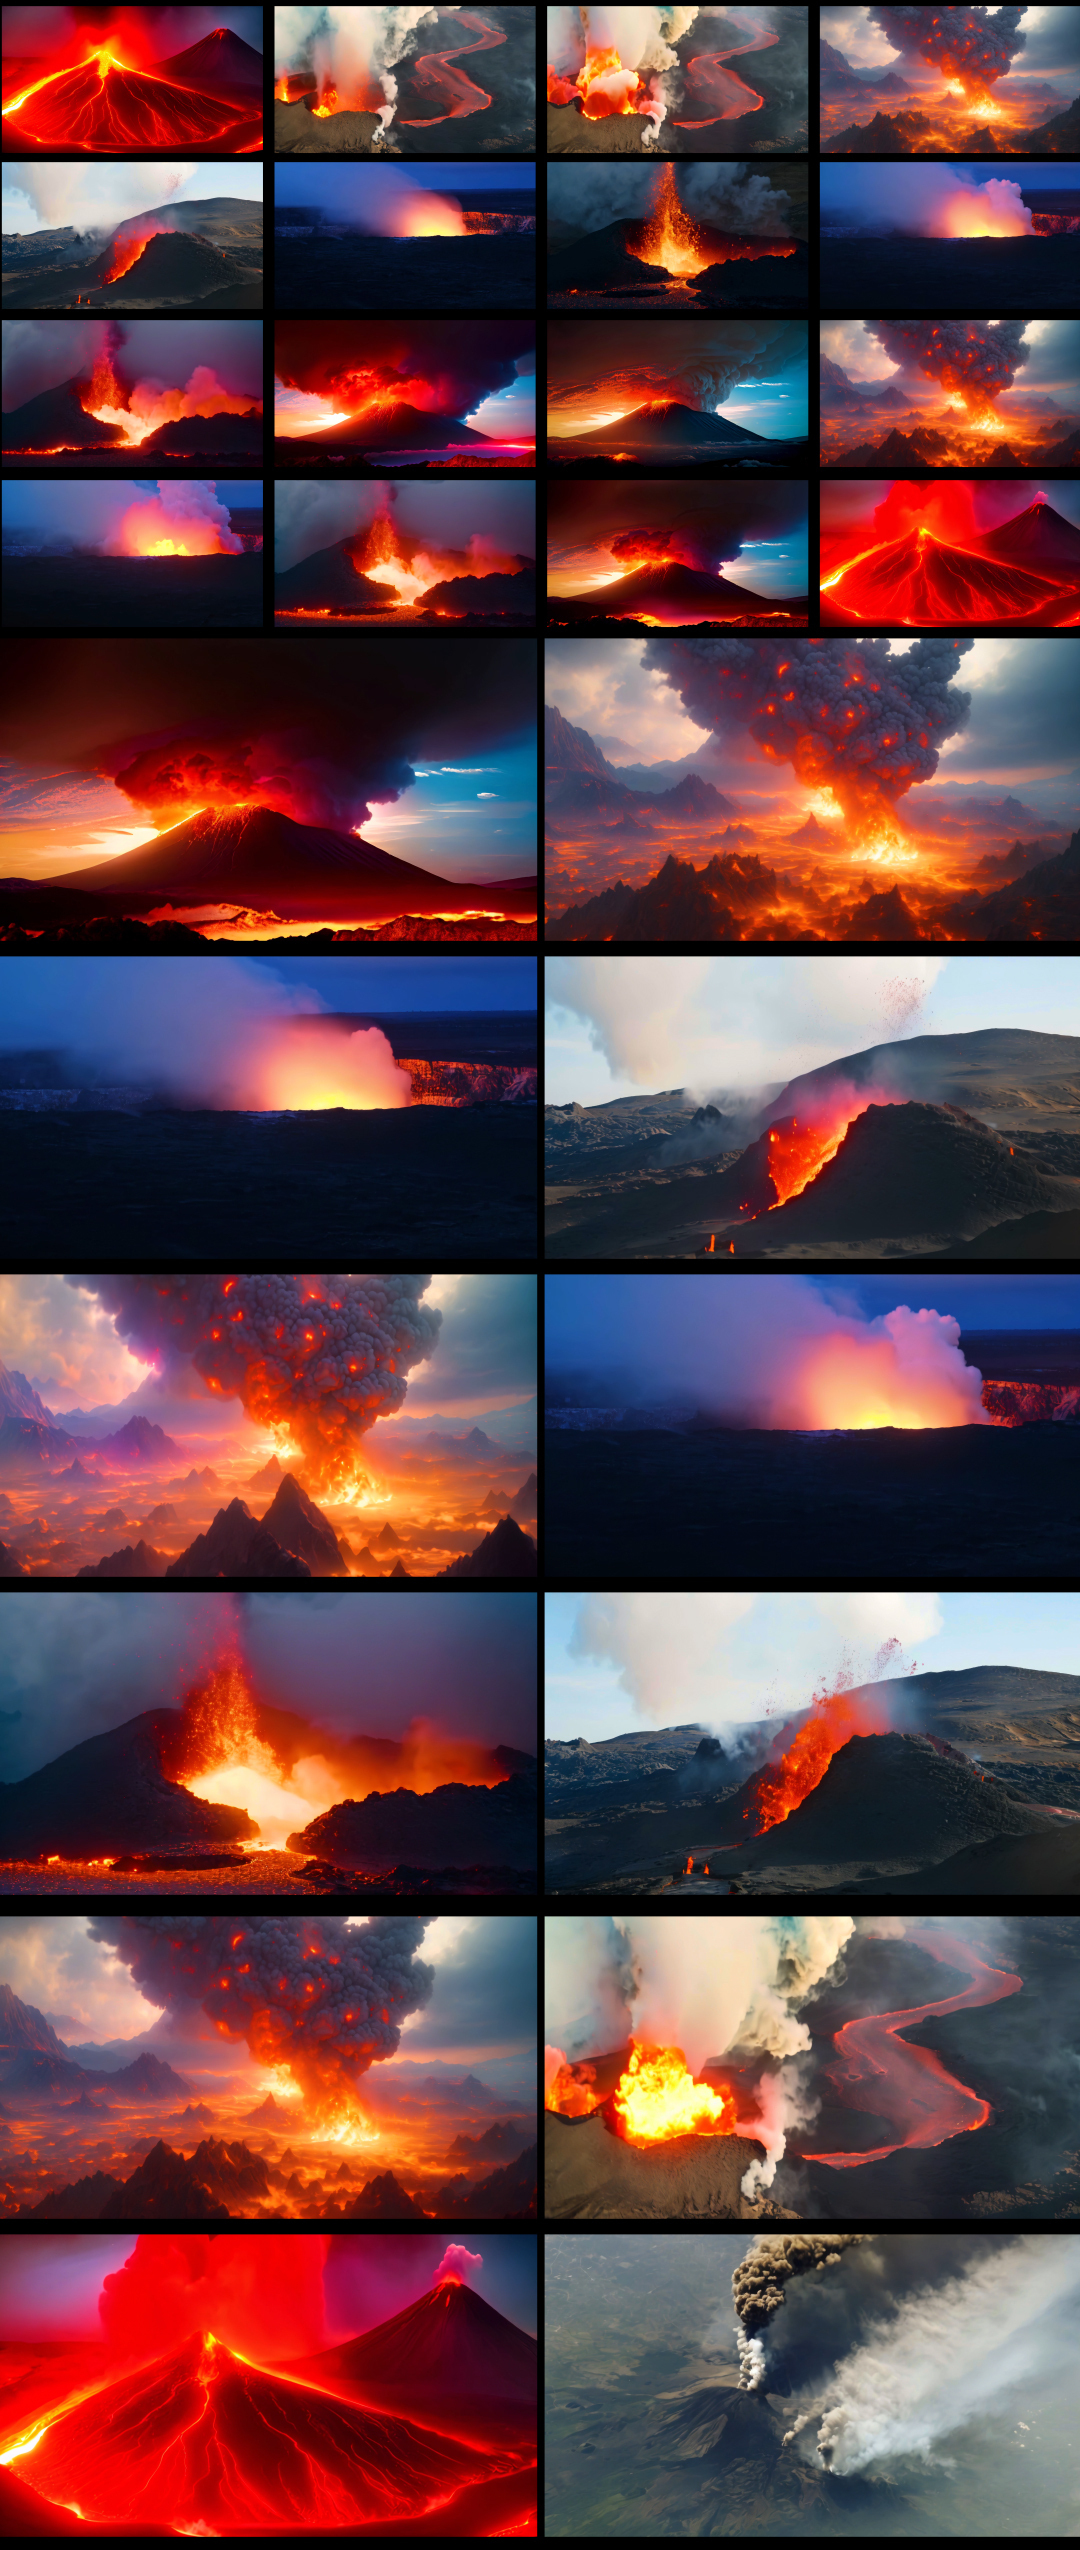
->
[563,1590,942,1732]
[397,1915,536,2055]
[397,1274,536,1414]
[0,1916,161,2041]
[545,953,945,1097]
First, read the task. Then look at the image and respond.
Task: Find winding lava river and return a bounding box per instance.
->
[803,1930,1022,2169]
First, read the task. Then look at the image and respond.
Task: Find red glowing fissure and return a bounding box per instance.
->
[399,9,506,124]
[1,42,261,151]
[802,1932,1023,2169]
[673,11,779,125]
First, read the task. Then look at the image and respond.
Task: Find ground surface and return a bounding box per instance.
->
[545,1422,1079,1579]
[3,554,262,629]
[820,235,1079,311]
[0,1106,537,1256]
[274,231,534,312]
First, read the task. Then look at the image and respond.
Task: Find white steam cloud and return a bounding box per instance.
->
[816,2237,1080,2472]
[567,1590,941,1732]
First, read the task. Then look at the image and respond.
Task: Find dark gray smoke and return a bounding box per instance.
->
[865,320,1029,413]
[869,5,1025,99]
[548,159,792,235]
[733,2235,867,2387]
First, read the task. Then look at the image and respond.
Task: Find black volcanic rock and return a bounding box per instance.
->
[274,540,398,611]
[586,401,767,453]
[48,804,511,925]
[1040,424,1080,466]
[974,497,1080,571]
[1,377,126,452]
[289,1763,538,1872]
[750,1101,1074,1247]
[438,1515,537,1576]
[100,2140,232,2218]
[344,2169,425,2217]
[421,566,535,616]
[741,1731,1053,1873]
[954,827,1080,941]
[136,408,262,457]
[110,2053,192,2098]
[292,402,497,453]
[166,1497,312,1577]
[261,1472,348,1575]
[18,2170,123,2221]
[446,2119,534,2163]
[549,850,783,943]
[78,1540,167,1577]
[554,558,782,622]
[842,884,921,941]
[0,1705,256,1857]
[545,703,617,779]
[439,2143,537,2219]
[96,230,249,303]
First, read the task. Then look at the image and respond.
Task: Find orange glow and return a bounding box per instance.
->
[101,221,172,285]
[614,2042,738,2145]
[545,2051,604,2118]
[935,188,1030,238]
[548,44,648,118]
[109,497,236,558]
[797,1328,985,1430]
[744,1681,893,1835]
[80,349,258,448]
[628,162,708,277]
[256,1023,412,1112]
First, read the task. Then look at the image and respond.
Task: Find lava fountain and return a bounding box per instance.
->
[79,350,259,446]
[627,163,708,277]
[548,43,649,120]
[803,1930,1024,2168]
[741,1680,895,1836]
[612,2042,738,2144]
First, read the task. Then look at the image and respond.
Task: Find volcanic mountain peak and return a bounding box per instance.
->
[0,1358,56,1426]
[592,401,765,450]
[0,1705,256,1859]
[559,559,784,622]
[261,1472,349,1575]
[48,803,513,924]
[1,377,127,452]
[298,404,497,452]
[974,497,1080,567]
[438,1514,537,1576]
[154,29,265,94]
[165,1496,313,1579]
[294,2277,537,2401]
[545,702,617,777]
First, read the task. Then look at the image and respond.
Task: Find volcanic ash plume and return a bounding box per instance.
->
[87,1915,434,2131]
[69,1274,441,1494]
[643,635,974,850]
[276,6,502,135]
[866,321,1029,418]
[103,481,243,557]
[433,2244,483,2287]
[548,6,700,140]
[734,2235,867,2388]
[869,5,1025,104]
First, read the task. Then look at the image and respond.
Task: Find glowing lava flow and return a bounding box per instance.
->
[743,1683,894,1836]
[1,46,256,149]
[545,2048,605,2116]
[613,2042,738,2144]
[101,221,174,285]
[803,1932,1024,2168]
[673,9,778,125]
[79,350,259,447]
[822,522,1077,628]
[23,2330,499,2532]
[399,9,506,124]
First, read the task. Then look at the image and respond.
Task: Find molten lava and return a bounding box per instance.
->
[548,42,648,118]
[545,2052,605,2117]
[673,9,778,125]
[823,502,1080,629]
[803,1931,1024,2168]
[628,164,709,277]
[613,2042,738,2145]
[79,350,259,448]
[101,221,174,285]
[399,9,506,124]
[744,1681,894,1836]
[1,39,260,149]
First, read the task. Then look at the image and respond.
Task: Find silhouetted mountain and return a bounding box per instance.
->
[587,401,767,451]
[136,407,262,455]
[49,804,521,924]
[0,1705,256,1856]
[0,1541,28,1575]
[287,2278,537,2406]
[422,566,535,616]
[433,2143,537,2220]
[438,1516,537,1576]
[274,540,398,611]
[169,2102,217,2126]
[0,1982,70,2063]
[166,1496,313,1577]
[261,1472,348,1574]
[78,1542,167,1578]
[445,2118,534,2162]
[508,1471,537,1520]
[99,2135,272,2218]
[153,28,264,98]
[243,2093,294,2125]
[295,403,498,452]
[974,497,1080,569]
[18,2169,123,2221]
[288,1764,537,1873]
[96,230,250,303]
[246,1454,285,1488]
[554,557,783,622]
[344,2169,425,2217]
[0,1412,77,1472]
[1,377,126,452]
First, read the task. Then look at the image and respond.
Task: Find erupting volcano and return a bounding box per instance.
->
[822,482,1080,628]
[0,2236,537,2532]
[547,161,806,310]
[547,4,802,148]
[821,4,1077,155]
[821,320,1080,472]
[274,6,530,153]
[0,13,264,152]
[548,477,808,629]
[1,321,263,464]
[273,318,535,466]
[803,1931,1024,2167]
[275,479,535,628]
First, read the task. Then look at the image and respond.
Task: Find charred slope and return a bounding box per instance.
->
[952,826,1080,941]
[28,2330,493,2531]
[745,1100,1077,1245]
[289,1762,537,1871]
[166,1497,313,1578]
[584,402,769,452]
[765,1027,1080,1125]
[741,1731,1054,1873]
[548,850,782,942]
[291,405,497,453]
[1,378,126,451]
[0,1707,256,1856]
[431,2142,537,2220]
[288,2280,537,2406]
[554,560,782,622]
[95,230,252,303]
[48,804,518,922]
[545,2106,769,2220]
[261,1472,349,1574]
[274,542,399,610]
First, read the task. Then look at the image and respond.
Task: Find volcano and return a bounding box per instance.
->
[273,542,402,612]
[554,558,797,624]
[0,41,262,152]
[152,29,264,104]
[715,1730,1062,1880]
[46,805,534,924]
[23,2329,496,2533]
[288,405,500,454]
[823,507,1080,627]
[1,379,125,452]
[286,2280,537,2418]
[0,1707,256,1859]
[94,230,250,304]
[589,402,769,451]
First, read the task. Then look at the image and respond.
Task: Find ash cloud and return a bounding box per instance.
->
[548,158,790,236]
[734,2233,867,2387]
[865,320,1030,413]
[547,317,806,427]
[869,5,1025,99]
[87,1914,435,2121]
[274,316,534,428]
[0,955,368,1108]
[274,477,534,573]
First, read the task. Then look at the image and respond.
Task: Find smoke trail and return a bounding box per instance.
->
[815,2236,1080,2471]
[544,1915,854,2072]
[565,1591,939,1733]
[869,5,1025,102]
[733,2235,867,2388]
[865,321,1029,415]
[86,1915,434,2126]
[67,1275,441,1492]
[433,2244,483,2287]
[642,636,974,844]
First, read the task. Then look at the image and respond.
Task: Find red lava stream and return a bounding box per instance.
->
[803,1931,1023,2169]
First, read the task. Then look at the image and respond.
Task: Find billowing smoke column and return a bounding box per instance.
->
[1,317,262,446]
[869,5,1025,105]
[103,480,243,556]
[866,320,1029,418]
[813,2237,1080,2472]
[734,2236,867,2390]
[548,314,802,435]
[643,635,974,847]
[87,1915,435,2129]
[433,2244,483,2287]
[548,8,780,141]
[99,2233,330,2363]
[275,317,534,439]
[545,1914,855,2190]
[68,1275,441,1492]
[548,160,790,240]
[275,6,504,134]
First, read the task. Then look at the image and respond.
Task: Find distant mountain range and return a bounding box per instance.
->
[546,703,738,827]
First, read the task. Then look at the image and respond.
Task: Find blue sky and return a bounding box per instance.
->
[546,1588,1080,1742]
[545,1272,1080,1370]
[724,529,809,600]
[273,162,534,210]
[248,955,535,1010]
[721,356,808,441]
[545,953,1080,1104]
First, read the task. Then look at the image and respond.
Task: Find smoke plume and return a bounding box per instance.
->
[822,163,1032,238]
[274,477,533,574]
[642,636,974,842]
[545,1274,990,1431]
[274,316,534,430]
[433,2244,483,2287]
[548,7,700,140]
[865,320,1029,415]
[68,1275,441,1492]
[100,2232,330,2363]
[815,2235,1080,2471]
[564,1590,940,1734]
[548,159,789,236]
[547,316,804,433]
[869,5,1025,101]
[275,6,491,136]
[734,2235,867,2388]
[1,479,242,557]
[87,1915,435,2126]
